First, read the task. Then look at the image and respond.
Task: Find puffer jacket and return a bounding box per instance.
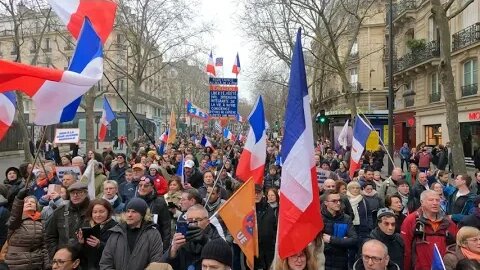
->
[45,198,90,258]
[3,179,25,209]
[99,222,163,270]
[443,244,466,270]
[5,198,49,270]
[321,206,358,270]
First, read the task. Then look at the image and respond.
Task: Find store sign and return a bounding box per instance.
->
[407,117,415,127]
[468,111,480,120]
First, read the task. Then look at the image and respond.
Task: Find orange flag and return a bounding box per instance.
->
[167,109,177,144]
[218,179,258,269]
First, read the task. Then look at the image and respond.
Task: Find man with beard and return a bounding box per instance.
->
[136,176,171,250]
[162,204,222,270]
[45,182,90,258]
[184,160,203,189]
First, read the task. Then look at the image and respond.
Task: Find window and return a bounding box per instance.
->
[30,39,37,53]
[430,73,441,102]
[425,125,442,146]
[428,17,438,42]
[350,39,358,57]
[462,0,478,29]
[350,68,358,83]
[464,59,478,86]
[45,38,51,52]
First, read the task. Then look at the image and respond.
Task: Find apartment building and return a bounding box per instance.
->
[391,0,480,159]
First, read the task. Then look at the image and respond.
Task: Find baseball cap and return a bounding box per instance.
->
[184,160,195,169]
[132,163,145,171]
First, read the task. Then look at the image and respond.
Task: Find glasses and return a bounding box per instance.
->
[362,255,384,264]
[70,190,85,197]
[290,253,306,261]
[465,237,480,244]
[52,259,72,266]
[187,217,208,224]
[327,199,341,204]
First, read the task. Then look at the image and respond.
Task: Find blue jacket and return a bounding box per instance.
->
[400,146,411,159]
[446,189,476,223]
[119,181,138,205]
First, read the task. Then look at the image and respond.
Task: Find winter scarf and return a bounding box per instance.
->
[461,247,480,261]
[362,189,378,197]
[347,191,363,225]
[23,210,41,221]
[206,197,222,213]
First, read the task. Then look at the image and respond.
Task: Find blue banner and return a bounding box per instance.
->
[209,77,238,117]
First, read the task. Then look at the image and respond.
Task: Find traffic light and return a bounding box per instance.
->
[316,110,328,125]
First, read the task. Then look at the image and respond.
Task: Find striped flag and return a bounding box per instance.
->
[349,115,372,177]
[215,57,223,66]
[232,52,241,76]
[206,51,216,77]
[98,96,115,142]
[431,244,446,270]
[0,91,16,141]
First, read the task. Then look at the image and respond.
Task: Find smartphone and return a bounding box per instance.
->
[81,227,94,240]
[175,220,188,236]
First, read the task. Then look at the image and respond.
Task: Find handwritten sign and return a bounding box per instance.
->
[54,128,80,144]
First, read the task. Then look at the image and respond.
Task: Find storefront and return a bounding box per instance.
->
[460,110,480,158]
[394,111,416,150]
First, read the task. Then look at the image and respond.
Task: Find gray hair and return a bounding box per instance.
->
[420,189,439,202]
[103,180,118,189]
[63,170,79,181]
[186,204,209,218]
[362,239,388,257]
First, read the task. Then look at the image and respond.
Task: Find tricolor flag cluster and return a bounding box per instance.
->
[205,52,241,77]
[98,96,115,142]
[223,128,235,141]
[0,0,117,139]
[185,99,209,120]
[201,135,214,149]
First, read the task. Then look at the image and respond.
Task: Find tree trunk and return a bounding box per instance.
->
[84,88,96,152]
[431,0,467,175]
[341,75,357,119]
[15,93,33,162]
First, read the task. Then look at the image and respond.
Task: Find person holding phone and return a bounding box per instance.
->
[75,199,117,270]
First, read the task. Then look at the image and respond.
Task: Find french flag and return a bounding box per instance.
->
[0,91,16,141]
[176,155,185,184]
[47,0,117,44]
[0,18,103,125]
[348,115,372,177]
[236,96,266,185]
[277,28,323,259]
[98,96,115,142]
[201,135,214,149]
[232,52,241,76]
[236,114,244,122]
[159,130,168,143]
[206,51,216,77]
[223,128,234,141]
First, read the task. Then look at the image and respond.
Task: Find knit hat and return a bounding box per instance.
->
[5,167,20,178]
[377,208,395,220]
[201,238,233,267]
[126,198,148,217]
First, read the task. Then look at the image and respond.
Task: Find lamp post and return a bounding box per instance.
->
[95,115,100,149]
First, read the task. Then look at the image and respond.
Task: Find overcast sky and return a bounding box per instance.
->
[200,0,254,101]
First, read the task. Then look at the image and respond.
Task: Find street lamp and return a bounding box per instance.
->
[95,115,100,149]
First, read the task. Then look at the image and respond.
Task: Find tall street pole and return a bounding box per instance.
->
[388,0,394,174]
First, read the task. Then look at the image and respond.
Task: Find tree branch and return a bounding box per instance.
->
[447,0,474,20]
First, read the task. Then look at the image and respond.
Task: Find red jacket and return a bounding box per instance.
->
[401,209,457,270]
[147,173,168,195]
[417,152,431,168]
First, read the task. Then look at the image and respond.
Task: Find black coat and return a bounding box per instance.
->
[436,149,448,170]
[321,207,358,270]
[185,169,203,189]
[408,182,427,212]
[79,219,118,270]
[138,191,172,250]
[0,195,9,247]
[366,227,404,269]
[255,199,277,270]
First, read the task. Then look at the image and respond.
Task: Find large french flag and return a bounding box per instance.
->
[206,51,216,77]
[232,52,241,76]
[278,28,323,259]
[0,18,103,125]
[47,0,117,44]
[0,91,16,141]
[98,96,115,142]
[348,115,372,177]
[236,96,266,185]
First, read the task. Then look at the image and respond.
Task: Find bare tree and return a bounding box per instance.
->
[430,0,475,175]
[105,0,212,140]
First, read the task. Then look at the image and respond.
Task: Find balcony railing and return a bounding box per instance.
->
[452,23,480,51]
[461,83,478,96]
[429,92,441,102]
[392,0,416,21]
[394,40,440,73]
[350,82,361,92]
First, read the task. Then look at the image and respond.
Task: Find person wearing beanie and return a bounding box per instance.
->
[3,166,25,209]
[100,197,163,270]
[45,181,91,258]
[201,238,233,270]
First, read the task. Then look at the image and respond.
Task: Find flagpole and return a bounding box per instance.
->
[358,112,396,169]
[103,73,156,147]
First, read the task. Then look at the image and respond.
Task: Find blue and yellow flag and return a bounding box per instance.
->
[218,179,258,269]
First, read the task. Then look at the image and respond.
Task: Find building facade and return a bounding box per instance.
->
[391,0,480,159]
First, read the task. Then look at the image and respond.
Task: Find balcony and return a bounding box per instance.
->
[461,83,478,96]
[350,82,362,92]
[452,23,480,52]
[392,0,416,22]
[394,40,440,73]
[429,92,441,102]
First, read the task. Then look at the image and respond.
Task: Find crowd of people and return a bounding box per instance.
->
[0,133,479,270]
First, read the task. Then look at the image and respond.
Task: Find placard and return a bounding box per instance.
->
[209,77,238,117]
[56,166,82,181]
[54,128,80,144]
